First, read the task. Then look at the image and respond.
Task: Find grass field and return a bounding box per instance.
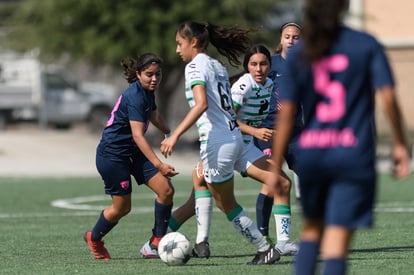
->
[1,173,413,275]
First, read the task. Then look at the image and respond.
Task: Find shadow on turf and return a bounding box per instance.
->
[350,245,414,254]
[109,253,260,261]
[112,253,295,266]
[188,245,414,266]
[189,254,295,266]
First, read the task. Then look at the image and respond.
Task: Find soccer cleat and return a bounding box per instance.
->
[246,245,280,265]
[83,231,111,260]
[140,240,159,259]
[275,242,299,256]
[192,241,210,258]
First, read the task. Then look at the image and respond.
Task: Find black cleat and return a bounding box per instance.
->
[246,245,280,265]
[192,241,210,259]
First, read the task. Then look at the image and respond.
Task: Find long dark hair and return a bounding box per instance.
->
[301,0,348,62]
[230,44,271,85]
[242,44,271,72]
[176,21,254,67]
[120,53,163,84]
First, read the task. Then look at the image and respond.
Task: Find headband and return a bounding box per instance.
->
[279,22,302,33]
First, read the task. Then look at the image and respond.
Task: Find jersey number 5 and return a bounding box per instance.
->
[312,54,349,123]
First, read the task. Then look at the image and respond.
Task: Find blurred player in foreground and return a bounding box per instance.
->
[271,0,412,274]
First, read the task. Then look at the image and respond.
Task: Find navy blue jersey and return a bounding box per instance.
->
[281,26,394,172]
[262,53,303,133]
[97,81,156,157]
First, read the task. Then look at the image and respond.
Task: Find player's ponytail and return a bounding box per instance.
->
[177,21,254,67]
[206,22,254,67]
[301,0,347,62]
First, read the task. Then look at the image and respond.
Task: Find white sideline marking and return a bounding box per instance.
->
[1,191,414,219]
[49,190,263,211]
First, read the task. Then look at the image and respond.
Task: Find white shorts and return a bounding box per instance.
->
[234,142,265,175]
[199,135,243,184]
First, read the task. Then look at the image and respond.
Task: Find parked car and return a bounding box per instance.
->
[0,53,119,132]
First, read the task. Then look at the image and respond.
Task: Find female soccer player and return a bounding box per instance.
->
[144,44,294,260]
[230,44,297,256]
[271,0,412,274]
[252,22,303,252]
[84,53,178,260]
[190,44,294,258]
[255,21,302,196]
[161,21,280,265]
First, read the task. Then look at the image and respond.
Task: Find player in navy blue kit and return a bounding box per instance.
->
[84,53,178,260]
[253,23,302,254]
[271,1,412,274]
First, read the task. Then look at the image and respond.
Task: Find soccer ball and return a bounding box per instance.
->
[158,232,192,266]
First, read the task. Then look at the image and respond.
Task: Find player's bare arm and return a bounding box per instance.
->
[161,84,207,158]
[150,109,171,136]
[131,120,178,177]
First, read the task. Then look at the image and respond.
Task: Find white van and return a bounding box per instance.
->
[0,52,119,132]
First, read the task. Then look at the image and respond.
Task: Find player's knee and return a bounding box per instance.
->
[111,204,131,219]
[273,176,292,197]
[121,205,132,216]
[164,184,175,198]
[157,184,175,203]
[283,176,292,189]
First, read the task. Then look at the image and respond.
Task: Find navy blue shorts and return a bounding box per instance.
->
[253,136,298,170]
[298,164,376,229]
[96,151,158,195]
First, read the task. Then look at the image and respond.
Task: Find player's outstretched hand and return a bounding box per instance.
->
[392,143,411,179]
[158,163,179,177]
[160,136,177,158]
[254,128,273,142]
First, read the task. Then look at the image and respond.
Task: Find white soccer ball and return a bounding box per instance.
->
[158,232,192,266]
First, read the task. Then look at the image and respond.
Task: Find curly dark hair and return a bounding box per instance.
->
[120,53,163,84]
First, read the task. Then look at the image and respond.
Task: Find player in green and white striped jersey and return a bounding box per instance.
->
[231,45,297,256]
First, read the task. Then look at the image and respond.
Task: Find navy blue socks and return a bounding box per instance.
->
[153,200,173,237]
[322,258,346,275]
[91,211,117,241]
[255,193,273,236]
[294,240,319,275]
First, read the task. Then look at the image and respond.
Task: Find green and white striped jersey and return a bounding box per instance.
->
[231,73,273,144]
